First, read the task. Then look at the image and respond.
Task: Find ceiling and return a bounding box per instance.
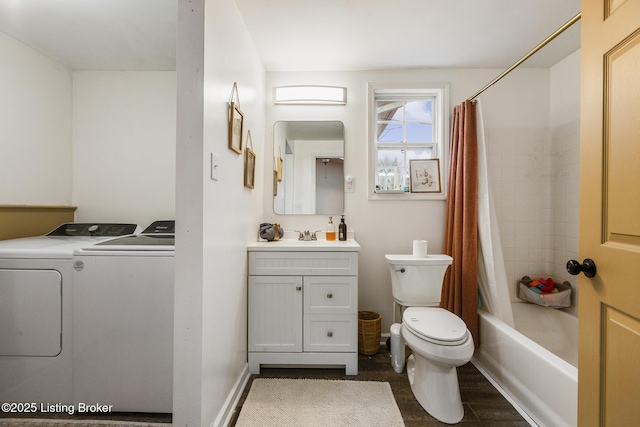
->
[0,0,581,71]
[0,0,177,71]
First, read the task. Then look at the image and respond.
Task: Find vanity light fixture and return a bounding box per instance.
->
[273,85,347,105]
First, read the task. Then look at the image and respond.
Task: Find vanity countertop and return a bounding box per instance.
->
[247,238,360,252]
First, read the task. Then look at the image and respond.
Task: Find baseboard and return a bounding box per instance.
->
[380,332,390,345]
[212,364,251,427]
[471,357,536,427]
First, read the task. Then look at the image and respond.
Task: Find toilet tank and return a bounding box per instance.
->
[384,254,453,306]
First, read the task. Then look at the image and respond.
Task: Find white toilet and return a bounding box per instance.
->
[385,254,474,424]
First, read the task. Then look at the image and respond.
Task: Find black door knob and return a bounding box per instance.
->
[566,258,597,278]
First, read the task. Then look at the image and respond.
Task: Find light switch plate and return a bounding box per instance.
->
[344,175,354,192]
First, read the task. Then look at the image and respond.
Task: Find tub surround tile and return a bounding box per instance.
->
[485,124,580,310]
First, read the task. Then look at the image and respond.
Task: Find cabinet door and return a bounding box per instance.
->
[248,276,302,352]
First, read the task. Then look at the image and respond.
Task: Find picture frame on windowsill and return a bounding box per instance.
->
[409,159,441,193]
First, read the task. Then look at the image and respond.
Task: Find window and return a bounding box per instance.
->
[368,83,449,199]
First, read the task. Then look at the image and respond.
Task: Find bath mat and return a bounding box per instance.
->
[235,378,405,427]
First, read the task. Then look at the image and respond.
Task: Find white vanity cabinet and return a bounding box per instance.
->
[247,243,360,375]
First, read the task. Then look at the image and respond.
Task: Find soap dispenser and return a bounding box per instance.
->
[326,216,336,241]
[338,215,347,241]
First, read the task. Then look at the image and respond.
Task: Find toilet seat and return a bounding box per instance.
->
[403,307,469,346]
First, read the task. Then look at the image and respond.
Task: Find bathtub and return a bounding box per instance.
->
[472,303,578,427]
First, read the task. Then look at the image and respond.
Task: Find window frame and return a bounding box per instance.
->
[367,83,449,201]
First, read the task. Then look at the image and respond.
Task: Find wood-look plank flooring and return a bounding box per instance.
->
[230,345,531,427]
[0,346,530,426]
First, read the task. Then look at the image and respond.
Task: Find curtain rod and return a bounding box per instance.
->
[468,12,581,102]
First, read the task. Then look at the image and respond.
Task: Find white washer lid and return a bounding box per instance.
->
[403,307,468,345]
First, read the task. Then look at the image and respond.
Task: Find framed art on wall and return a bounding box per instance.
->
[244,148,256,188]
[275,146,283,182]
[276,156,283,182]
[273,170,278,196]
[229,102,244,154]
[244,130,256,189]
[409,159,441,193]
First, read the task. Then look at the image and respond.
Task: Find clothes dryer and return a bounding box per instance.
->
[0,223,139,406]
[72,220,175,413]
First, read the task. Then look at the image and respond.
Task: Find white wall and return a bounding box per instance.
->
[0,32,73,205]
[0,31,177,229]
[486,49,580,315]
[550,49,581,128]
[72,71,176,227]
[174,0,265,425]
[263,68,550,333]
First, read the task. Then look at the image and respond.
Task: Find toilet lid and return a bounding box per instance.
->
[403,307,469,345]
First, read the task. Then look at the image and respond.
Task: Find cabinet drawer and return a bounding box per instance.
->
[249,251,357,276]
[304,314,356,352]
[304,276,357,315]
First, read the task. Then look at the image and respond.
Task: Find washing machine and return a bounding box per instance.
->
[0,223,140,406]
[72,220,175,413]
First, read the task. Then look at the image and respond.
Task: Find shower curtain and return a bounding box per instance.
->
[442,100,479,346]
[475,99,514,327]
[442,100,514,346]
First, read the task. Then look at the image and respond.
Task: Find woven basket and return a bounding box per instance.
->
[358,311,381,355]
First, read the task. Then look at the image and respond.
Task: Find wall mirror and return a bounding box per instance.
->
[273,121,344,215]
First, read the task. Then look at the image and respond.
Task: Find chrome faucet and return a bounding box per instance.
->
[295,230,312,241]
[294,230,322,241]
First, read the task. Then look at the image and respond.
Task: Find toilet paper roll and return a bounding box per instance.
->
[413,240,428,257]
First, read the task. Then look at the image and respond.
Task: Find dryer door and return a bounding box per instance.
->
[0,269,62,356]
